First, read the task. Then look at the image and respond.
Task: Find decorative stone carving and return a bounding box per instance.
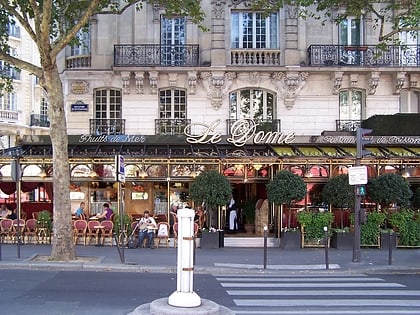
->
[395,72,406,94]
[285,5,299,19]
[134,71,144,94]
[149,71,159,94]
[201,71,236,109]
[271,69,308,109]
[230,0,252,7]
[368,71,380,95]
[70,80,89,95]
[249,72,260,85]
[168,73,178,87]
[187,71,198,94]
[350,74,359,88]
[152,2,161,22]
[409,74,419,88]
[211,0,226,19]
[332,72,343,95]
[121,71,131,94]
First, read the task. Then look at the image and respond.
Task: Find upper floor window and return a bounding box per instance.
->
[157,88,187,135]
[0,92,17,111]
[400,90,420,113]
[0,51,20,81]
[338,89,364,132]
[339,17,363,45]
[161,17,186,66]
[40,96,49,117]
[229,89,276,126]
[93,88,122,135]
[231,12,279,49]
[6,21,20,38]
[70,27,90,56]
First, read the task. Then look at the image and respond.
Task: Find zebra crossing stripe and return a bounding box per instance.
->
[220,282,404,288]
[226,289,420,296]
[214,263,341,269]
[233,311,420,314]
[217,276,383,282]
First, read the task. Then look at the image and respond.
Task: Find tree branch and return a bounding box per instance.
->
[0,51,42,77]
[0,0,37,43]
[380,26,420,41]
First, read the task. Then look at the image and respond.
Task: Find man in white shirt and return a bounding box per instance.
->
[136,210,157,249]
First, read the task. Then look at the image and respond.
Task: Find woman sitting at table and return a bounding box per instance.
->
[96,203,113,221]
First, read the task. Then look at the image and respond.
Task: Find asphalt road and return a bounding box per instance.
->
[0,270,419,315]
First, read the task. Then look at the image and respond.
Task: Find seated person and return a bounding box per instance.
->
[7,208,17,220]
[96,203,113,221]
[0,204,11,219]
[74,202,86,219]
[135,210,157,249]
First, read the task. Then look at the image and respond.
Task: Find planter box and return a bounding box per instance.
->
[331,232,353,250]
[280,231,301,250]
[380,232,397,250]
[200,231,221,249]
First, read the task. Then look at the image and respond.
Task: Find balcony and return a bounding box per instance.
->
[65,55,91,69]
[230,49,281,66]
[226,119,281,134]
[155,118,191,135]
[114,44,199,67]
[30,114,50,127]
[308,45,420,67]
[336,120,362,133]
[90,119,126,135]
[0,110,18,121]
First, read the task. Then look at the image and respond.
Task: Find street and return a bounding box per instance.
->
[0,270,419,315]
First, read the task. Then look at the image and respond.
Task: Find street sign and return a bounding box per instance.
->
[115,155,125,183]
[348,166,368,185]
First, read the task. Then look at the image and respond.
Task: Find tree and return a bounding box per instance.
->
[253,0,420,45]
[322,174,354,229]
[266,170,306,228]
[189,170,232,229]
[369,173,413,208]
[0,0,204,260]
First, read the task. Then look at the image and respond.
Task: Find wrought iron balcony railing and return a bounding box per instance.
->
[90,119,126,135]
[30,114,50,127]
[155,118,191,135]
[336,119,362,133]
[308,45,420,67]
[226,119,281,135]
[114,44,199,67]
[230,49,281,66]
[65,55,91,69]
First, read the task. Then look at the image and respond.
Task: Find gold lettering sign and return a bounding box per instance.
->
[71,80,89,94]
[185,119,295,147]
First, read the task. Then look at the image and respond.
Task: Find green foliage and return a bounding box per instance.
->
[242,199,257,224]
[251,0,420,45]
[189,170,232,210]
[113,213,132,235]
[37,210,52,232]
[322,174,354,208]
[360,211,386,246]
[297,210,334,241]
[266,170,306,205]
[388,209,420,247]
[369,174,413,208]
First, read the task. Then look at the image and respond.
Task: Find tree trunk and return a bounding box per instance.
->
[43,65,75,260]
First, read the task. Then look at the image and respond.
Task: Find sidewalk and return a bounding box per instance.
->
[0,243,419,274]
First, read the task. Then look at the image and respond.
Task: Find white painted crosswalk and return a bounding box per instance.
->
[215,274,420,315]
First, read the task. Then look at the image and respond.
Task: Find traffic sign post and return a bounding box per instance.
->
[348,166,368,185]
[115,155,125,263]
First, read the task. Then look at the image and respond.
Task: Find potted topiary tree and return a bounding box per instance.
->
[266,170,306,249]
[322,174,354,249]
[189,170,232,249]
[368,173,413,249]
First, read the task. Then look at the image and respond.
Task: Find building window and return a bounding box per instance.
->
[157,88,187,135]
[339,89,364,131]
[160,17,186,66]
[231,12,279,49]
[230,89,275,121]
[40,97,48,116]
[400,90,420,113]
[93,88,122,135]
[0,92,17,111]
[70,27,90,56]
[0,57,20,81]
[6,21,20,38]
[339,17,363,45]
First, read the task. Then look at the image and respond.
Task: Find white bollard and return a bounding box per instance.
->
[168,208,201,308]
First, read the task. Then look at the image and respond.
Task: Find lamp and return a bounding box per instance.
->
[38,168,47,178]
